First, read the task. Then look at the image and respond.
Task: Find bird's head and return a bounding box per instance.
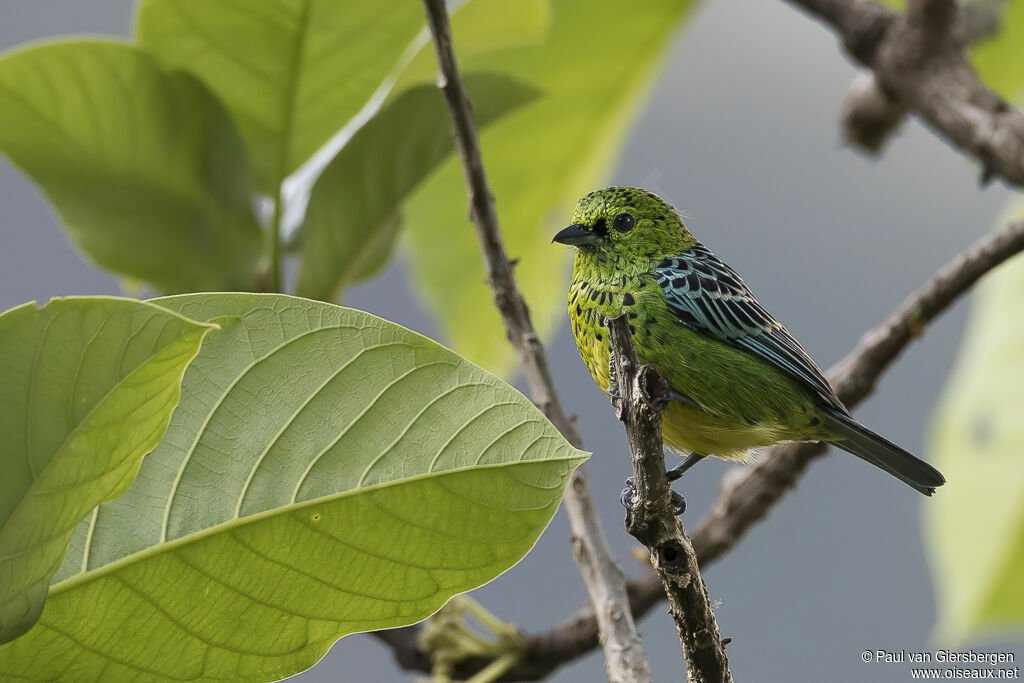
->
[552,187,695,265]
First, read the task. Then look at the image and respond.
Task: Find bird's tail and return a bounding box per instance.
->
[823,410,945,496]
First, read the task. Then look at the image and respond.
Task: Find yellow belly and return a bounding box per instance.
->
[661,400,810,461]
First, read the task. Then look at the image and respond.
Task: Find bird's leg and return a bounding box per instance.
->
[654,453,706,518]
[666,452,706,482]
[668,389,702,410]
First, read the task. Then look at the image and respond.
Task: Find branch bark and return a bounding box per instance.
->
[417,1,651,681]
[787,0,1024,185]
[608,316,732,683]
[375,218,1024,680]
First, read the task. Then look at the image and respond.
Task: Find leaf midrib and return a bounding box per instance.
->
[50,453,585,596]
[158,329,423,541]
[276,0,311,189]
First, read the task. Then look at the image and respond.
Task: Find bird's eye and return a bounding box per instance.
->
[613,213,635,232]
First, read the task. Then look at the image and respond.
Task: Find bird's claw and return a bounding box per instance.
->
[619,476,686,518]
[608,381,621,407]
[670,489,686,516]
[620,476,634,510]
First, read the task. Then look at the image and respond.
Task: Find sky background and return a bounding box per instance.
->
[1,1,1020,682]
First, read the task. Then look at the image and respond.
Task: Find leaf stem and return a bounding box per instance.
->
[461,596,514,639]
[466,652,521,683]
[269,191,284,293]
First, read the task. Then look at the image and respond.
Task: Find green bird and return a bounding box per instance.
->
[553,186,944,507]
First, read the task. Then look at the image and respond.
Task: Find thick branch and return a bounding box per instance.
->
[906,0,957,37]
[608,316,732,683]
[377,219,1024,680]
[787,0,1024,185]
[418,1,651,681]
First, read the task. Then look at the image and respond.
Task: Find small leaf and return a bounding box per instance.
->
[0,294,587,681]
[0,41,263,292]
[295,74,541,302]
[403,0,697,376]
[925,199,1024,641]
[0,298,212,643]
[136,0,428,192]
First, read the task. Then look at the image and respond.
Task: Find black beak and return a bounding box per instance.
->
[552,223,603,246]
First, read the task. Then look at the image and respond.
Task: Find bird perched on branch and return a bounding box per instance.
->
[553,186,944,511]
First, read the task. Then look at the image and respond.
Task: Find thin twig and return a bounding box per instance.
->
[608,315,732,683]
[786,0,1024,185]
[418,1,652,681]
[375,219,1024,680]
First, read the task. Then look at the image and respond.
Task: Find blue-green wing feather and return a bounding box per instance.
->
[655,244,847,413]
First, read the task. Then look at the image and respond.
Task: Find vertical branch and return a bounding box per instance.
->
[420,1,652,680]
[564,472,652,682]
[607,315,733,683]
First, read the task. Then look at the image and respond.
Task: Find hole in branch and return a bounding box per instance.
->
[657,541,687,572]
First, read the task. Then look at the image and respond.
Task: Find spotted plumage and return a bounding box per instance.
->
[554,187,944,495]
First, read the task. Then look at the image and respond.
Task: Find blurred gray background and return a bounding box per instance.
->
[1,1,1019,681]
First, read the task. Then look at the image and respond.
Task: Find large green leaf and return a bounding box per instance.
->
[925,200,1024,641]
[295,74,540,301]
[0,298,211,644]
[0,294,587,681]
[135,0,428,192]
[403,0,696,376]
[0,41,263,292]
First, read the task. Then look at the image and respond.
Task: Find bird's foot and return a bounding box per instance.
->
[620,476,687,517]
[619,476,634,510]
[607,380,621,406]
[671,489,686,516]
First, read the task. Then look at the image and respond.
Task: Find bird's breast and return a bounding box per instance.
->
[568,270,653,392]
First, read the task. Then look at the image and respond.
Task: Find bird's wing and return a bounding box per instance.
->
[654,244,846,413]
